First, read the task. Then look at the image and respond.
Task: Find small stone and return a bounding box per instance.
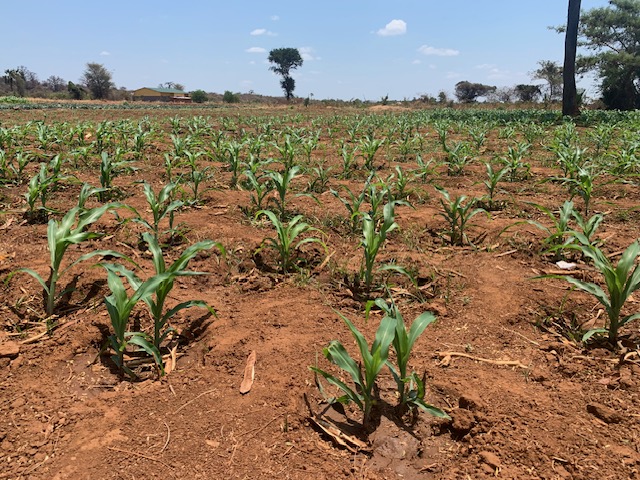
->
[478,451,501,469]
[480,463,495,475]
[11,397,26,409]
[587,403,623,424]
[205,439,220,449]
[450,408,475,433]
[554,464,571,478]
[459,393,484,411]
[0,341,20,359]
[33,452,46,462]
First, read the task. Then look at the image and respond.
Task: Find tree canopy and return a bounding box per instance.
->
[454,81,496,102]
[268,48,303,100]
[577,0,640,109]
[532,61,563,101]
[81,63,114,100]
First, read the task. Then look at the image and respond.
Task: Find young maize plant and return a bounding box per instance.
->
[411,154,439,184]
[101,264,171,378]
[443,141,473,176]
[360,201,412,291]
[98,151,135,201]
[104,233,220,365]
[24,163,55,223]
[499,142,531,182]
[330,183,368,234]
[436,187,486,246]
[305,162,333,194]
[368,298,449,418]
[310,311,396,427]
[481,162,507,210]
[131,182,183,238]
[359,135,384,172]
[255,210,327,273]
[560,166,598,215]
[8,203,123,316]
[339,141,357,179]
[565,237,640,344]
[221,139,246,188]
[266,165,300,219]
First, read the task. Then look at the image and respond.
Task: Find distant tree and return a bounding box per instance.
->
[514,84,542,102]
[222,90,240,103]
[268,47,303,100]
[563,0,582,116]
[532,60,563,101]
[44,75,66,92]
[487,86,515,103]
[159,82,185,91]
[15,66,39,90]
[437,91,449,103]
[81,63,114,99]
[3,69,26,96]
[454,81,497,102]
[190,89,208,103]
[576,0,640,110]
[67,81,86,100]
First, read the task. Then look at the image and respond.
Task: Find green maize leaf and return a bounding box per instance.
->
[616,241,640,279]
[566,277,611,310]
[622,265,640,300]
[323,340,364,391]
[161,299,215,325]
[337,312,374,374]
[395,311,436,373]
[309,366,363,409]
[7,268,49,294]
[620,312,640,328]
[582,328,609,342]
[127,333,164,374]
[60,249,127,278]
[170,239,221,272]
[143,232,166,274]
[410,397,451,419]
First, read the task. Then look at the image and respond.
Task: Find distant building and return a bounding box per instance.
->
[132,87,191,103]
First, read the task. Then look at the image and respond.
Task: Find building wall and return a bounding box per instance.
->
[132,88,175,101]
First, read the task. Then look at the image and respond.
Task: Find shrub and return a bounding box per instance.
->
[222,90,240,103]
[190,89,208,103]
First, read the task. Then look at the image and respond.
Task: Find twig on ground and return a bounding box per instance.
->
[436,351,529,369]
[173,388,218,414]
[107,446,175,475]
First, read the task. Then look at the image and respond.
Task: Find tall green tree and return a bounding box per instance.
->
[268,48,303,100]
[454,81,496,102]
[81,63,114,100]
[577,0,640,110]
[532,60,563,101]
[3,69,26,96]
[563,0,582,116]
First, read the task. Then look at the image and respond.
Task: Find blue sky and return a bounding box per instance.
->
[4,0,610,100]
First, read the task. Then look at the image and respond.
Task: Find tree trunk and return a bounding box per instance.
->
[562,0,582,116]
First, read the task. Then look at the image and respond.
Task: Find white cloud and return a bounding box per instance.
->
[299,47,319,61]
[377,19,407,37]
[245,47,266,53]
[270,15,279,21]
[250,28,276,36]
[417,45,460,57]
[412,59,422,65]
[99,51,111,56]
[476,63,522,80]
